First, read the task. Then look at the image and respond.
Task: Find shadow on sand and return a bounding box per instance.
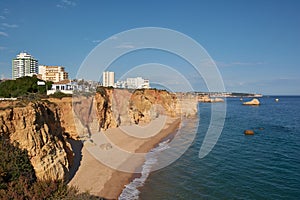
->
[67,139,83,182]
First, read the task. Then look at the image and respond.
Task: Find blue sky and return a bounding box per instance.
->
[0,0,299,95]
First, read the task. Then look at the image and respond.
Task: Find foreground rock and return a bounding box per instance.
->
[243,98,260,105]
[0,101,73,181]
[244,130,255,135]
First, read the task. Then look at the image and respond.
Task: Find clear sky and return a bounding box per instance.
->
[0,0,299,95]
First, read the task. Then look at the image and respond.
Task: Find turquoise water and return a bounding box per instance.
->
[138,96,300,199]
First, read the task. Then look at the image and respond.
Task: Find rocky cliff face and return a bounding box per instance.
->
[0,88,198,181]
[128,89,177,123]
[89,88,198,130]
[94,88,119,130]
[0,101,73,181]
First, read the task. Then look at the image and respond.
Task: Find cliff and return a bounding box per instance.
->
[0,88,198,182]
[90,88,198,130]
[0,101,73,181]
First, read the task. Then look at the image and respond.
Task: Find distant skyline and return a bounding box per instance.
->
[0,0,299,95]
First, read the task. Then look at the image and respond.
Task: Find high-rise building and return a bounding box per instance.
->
[12,52,38,79]
[38,65,68,82]
[102,71,115,87]
[126,77,150,89]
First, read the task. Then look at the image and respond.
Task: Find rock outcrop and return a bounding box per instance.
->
[48,98,78,139]
[0,101,73,181]
[94,89,119,130]
[243,98,260,105]
[197,95,224,103]
[86,88,198,130]
[244,130,255,135]
[128,89,177,124]
[175,93,198,117]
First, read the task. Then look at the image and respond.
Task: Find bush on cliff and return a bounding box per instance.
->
[0,76,52,98]
[0,136,35,190]
[48,91,72,99]
[0,135,103,200]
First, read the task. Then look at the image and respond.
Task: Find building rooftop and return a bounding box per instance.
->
[16,52,35,59]
[53,79,71,84]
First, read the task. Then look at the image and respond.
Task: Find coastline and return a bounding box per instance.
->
[68,116,181,199]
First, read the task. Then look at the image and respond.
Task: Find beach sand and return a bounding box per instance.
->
[68,116,181,199]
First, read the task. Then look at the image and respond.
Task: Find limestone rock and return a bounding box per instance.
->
[243,98,260,105]
[213,98,225,103]
[128,90,198,121]
[0,101,73,181]
[244,130,255,135]
[94,90,118,130]
[89,88,198,130]
[197,95,224,103]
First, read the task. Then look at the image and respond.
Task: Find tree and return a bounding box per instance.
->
[0,76,52,98]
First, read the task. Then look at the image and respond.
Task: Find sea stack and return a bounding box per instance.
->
[244,130,255,135]
[243,98,260,106]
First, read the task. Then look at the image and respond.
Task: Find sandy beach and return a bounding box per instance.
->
[68,116,181,199]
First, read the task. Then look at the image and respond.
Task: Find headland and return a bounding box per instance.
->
[0,87,198,199]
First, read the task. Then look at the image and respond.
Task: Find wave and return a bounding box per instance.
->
[118,139,171,200]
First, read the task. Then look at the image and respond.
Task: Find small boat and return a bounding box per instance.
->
[275,98,279,102]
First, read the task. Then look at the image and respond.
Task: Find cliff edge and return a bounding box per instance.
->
[0,101,73,181]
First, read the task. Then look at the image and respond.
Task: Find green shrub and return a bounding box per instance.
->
[49,91,72,99]
[0,76,52,98]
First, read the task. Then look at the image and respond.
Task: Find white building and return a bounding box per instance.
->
[38,65,68,82]
[12,52,38,79]
[142,79,150,88]
[102,71,115,87]
[126,77,150,89]
[114,77,150,89]
[47,79,77,95]
[115,80,127,88]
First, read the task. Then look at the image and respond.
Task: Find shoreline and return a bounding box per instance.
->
[103,117,181,199]
[68,116,181,199]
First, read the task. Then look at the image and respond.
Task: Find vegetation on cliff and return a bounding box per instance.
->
[0,76,52,98]
[0,135,103,200]
[48,91,72,99]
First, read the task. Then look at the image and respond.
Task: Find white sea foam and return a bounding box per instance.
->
[118,139,171,200]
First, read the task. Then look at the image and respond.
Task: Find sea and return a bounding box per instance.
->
[119,96,300,200]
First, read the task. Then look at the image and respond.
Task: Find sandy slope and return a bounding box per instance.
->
[68,116,180,199]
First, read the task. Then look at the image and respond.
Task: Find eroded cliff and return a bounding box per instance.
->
[0,101,73,181]
[90,88,198,130]
[0,88,198,181]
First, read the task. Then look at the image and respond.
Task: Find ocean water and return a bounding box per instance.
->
[121,96,300,200]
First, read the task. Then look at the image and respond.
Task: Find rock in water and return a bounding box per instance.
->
[243,98,260,105]
[244,130,254,135]
[212,98,225,103]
